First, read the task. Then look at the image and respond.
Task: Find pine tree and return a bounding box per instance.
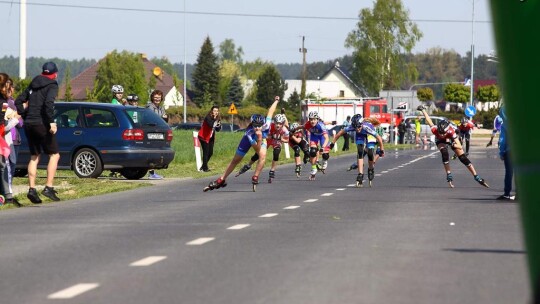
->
[226,74,244,104]
[63,67,73,101]
[255,65,287,108]
[192,36,220,107]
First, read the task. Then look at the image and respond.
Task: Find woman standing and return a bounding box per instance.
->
[197,105,221,172]
[146,90,168,179]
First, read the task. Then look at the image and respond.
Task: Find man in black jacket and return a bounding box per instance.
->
[15,62,61,203]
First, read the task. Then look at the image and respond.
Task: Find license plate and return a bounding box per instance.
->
[147,133,164,140]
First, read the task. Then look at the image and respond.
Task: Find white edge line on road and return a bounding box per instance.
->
[130,256,167,267]
[304,199,318,202]
[259,213,278,218]
[48,283,100,299]
[284,206,300,209]
[186,237,215,245]
[227,224,251,230]
[321,193,334,196]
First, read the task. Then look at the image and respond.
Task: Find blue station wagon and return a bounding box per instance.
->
[16,102,175,179]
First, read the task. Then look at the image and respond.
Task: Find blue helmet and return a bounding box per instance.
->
[250,114,265,127]
[351,114,363,128]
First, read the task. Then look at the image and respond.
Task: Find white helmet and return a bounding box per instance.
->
[308,111,319,119]
[274,114,286,124]
[111,85,124,94]
[290,122,299,131]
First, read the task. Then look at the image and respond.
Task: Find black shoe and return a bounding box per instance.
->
[496,195,513,201]
[42,186,61,201]
[27,188,42,204]
[6,198,22,208]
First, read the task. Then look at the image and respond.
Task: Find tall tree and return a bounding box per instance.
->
[219,39,244,64]
[443,83,470,104]
[345,0,422,95]
[218,59,242,106]
[63,66,73,101]
[226,74,244,105]
[192,36,220,107]
[255,65,287,108]
[94,50,147,102]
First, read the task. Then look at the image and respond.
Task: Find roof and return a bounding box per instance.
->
[472,79,497,92]
[58,54,189,103]
[320,61,369,97]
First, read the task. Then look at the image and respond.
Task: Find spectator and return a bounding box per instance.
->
[146,90,167,179]
[111,85,125,105]
[342,115,351,151]
[0,73,21,207]
[15,62,61,203]
[197,105,221,172]
[397,119,407,144]
[497,106,515,200]
[415,116,421,145]
[4,78,23,181]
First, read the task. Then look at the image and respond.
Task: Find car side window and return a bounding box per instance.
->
[83,108,118,128]
[54,108,81,128]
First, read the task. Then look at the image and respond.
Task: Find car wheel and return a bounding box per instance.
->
[73,148,103,178]
[14,168,28,177]
[120,168,149,180]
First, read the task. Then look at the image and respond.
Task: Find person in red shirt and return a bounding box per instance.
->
[456,117,475,155]
[197,105,221,172]
[417,105,488,188]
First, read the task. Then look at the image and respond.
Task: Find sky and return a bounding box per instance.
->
[1,0,495,65]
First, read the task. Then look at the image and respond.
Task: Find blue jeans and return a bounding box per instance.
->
[502,151,514,196]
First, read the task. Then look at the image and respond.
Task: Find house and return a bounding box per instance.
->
[58,54,190,109]
[284,61,368,101]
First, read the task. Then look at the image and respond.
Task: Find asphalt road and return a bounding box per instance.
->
[0,144,529,304]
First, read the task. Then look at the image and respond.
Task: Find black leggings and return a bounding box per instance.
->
[199,136,214,171]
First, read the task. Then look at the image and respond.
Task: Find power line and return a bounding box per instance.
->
[0,0,492,23]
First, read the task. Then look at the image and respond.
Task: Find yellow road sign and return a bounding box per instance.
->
[228,103,238,115]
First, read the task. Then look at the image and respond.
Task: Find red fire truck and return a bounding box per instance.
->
[301,97,404,126]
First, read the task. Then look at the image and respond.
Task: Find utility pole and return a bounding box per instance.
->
[299,36,307,99]
[19,0,27,79]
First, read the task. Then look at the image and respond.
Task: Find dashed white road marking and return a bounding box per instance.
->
[375,174,382,176]
[347,184,356,187]
[304,199,318,203]
[321,193,334,197]
[227,224,251,230]
[398,165,404,168]
[130,256,167,267]
[48,283,99,299]
[381,171,389,173]
[284,206,300,210]
[186,237,215,245]
[259,213,278,218]
[336,188,346,191]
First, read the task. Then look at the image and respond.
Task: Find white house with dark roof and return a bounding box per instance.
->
[284,61,368,101]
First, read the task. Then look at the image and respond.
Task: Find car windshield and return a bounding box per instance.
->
[124,108,169,128]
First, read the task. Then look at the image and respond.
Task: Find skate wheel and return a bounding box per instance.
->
[369,181,373,187]
[252,184,257,192]
[448,182,455,188]
[203,187,211,192]
[356,182,363,188]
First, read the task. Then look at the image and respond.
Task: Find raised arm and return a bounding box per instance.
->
[417,105,434,127]
[266,96,280,119]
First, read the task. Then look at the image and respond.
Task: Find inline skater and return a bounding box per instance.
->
[205,96,280,192]
[303,111,330,180]
[487,114,503,147]
[417,105,489,188]
[453,117,475,158]
[266,113,289,183]
[346,119,385,173]
[288,122,310,177]
[331,115,384,187]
